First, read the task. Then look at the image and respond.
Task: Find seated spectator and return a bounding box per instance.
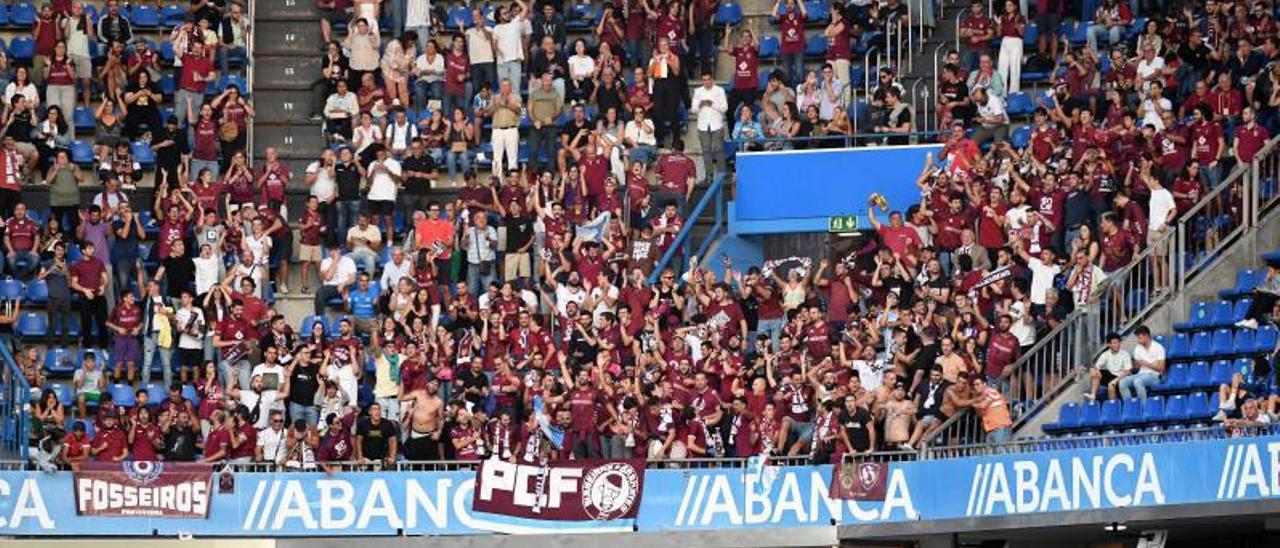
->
[1088,333,1132,400]
[1118,326,1165,400]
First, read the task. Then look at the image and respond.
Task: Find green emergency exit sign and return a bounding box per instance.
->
[828,215,859,233]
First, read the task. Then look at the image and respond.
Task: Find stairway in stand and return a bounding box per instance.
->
[251,1,329,181]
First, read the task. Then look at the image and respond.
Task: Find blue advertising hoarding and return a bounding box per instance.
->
[733,144,942,234]
[0,436,1277,536]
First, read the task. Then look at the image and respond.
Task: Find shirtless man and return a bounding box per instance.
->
[401,376,445,460]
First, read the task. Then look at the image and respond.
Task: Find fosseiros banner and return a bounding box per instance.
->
[73,462,213,518]
[472,459,645,523]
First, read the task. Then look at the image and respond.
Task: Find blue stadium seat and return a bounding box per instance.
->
[1154,364,1186,393]
[1228,298,1253,326]
[327,314,348,338]
[1098,399,1123,427]
[15,312,46,337]
[80,348,108,369]
[130,5,159,27]
[1232,329,1255,357]
[1233,357,1255,382]
[445,5,470,29]
[1174,301,1210,331]
[9,2,35,27]
[1254,325,1278,354]
[1210,328,1234,357]
[8,37,34,62]
[73,107,95,132]
[159,40,175,65]
[110,384,136,408]
[1167,332,1191,361]
[144,383,166,405]
[182,384,199,406]
[50,383,72,407]
[1184,392,1211,421]
[219,74,248,95]
[714,1,743,25]
[1189,331,1214,359]
[1044,403,1080,434]
[1140,396,1166,424]
[758,36,780,59]
[1077,401,1102,429]
[0,278,23,301]
[131,141,156,166]
[1011,125,1031,149]
[1164,394,1188,422]
[805,0,829,20]
[69,140,95,165]
[1209,359,1235,387]
[1220,269,1259,298]
[1208,301,1235,328]
[0,5,10,26]
[161,5,187,27]
[1120,398,1145,425]
[1005,92,1033,117]
[804,34,827,57]
[44,348,75,375]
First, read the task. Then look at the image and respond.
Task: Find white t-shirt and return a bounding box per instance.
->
[1148,188,1176,233]
[493,21,524,63]
[414,52,445,83]
[1131,341,1166,375]
[1027,257,1062,305]
[306,161,337,202]
[238,389,283,431]
[1140,96,1171,130]
[251,363,287,391]
[257,426,288,463]
[464,27,495,64]
[367,158,402,201]
[320,255,358,287]
[1135,56,1165,89]
[173,306,205,350]
[568,54,595,80]
[193,255,220,295]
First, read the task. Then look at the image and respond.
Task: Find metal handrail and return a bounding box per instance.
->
[924,423,1280,460]
[646,172,727,285]
[246,0,256,167]
[727,130,940,147]
[0,344,30,461]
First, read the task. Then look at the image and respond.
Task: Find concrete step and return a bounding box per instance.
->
[254,56,324,91]
[253,123,327,159]
[255,0,327,21]
[252,90,318,124]
[254,22,326,56]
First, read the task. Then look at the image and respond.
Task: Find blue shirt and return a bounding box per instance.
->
[349,285,378,318]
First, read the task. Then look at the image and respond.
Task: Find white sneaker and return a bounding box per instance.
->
[278,284,289,294]
[1213,410,1228,422]
[1236,318,1259,330]
[1083,392,1096,401]
[1221,400,1237,411]
[898,443,914,452]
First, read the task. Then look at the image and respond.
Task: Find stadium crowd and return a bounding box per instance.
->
[11,0,1280,470]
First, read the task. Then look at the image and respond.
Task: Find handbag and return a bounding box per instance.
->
[219,121,240,141]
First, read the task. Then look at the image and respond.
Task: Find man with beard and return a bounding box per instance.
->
[402,376,446,460]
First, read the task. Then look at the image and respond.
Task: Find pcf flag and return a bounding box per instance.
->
[472,458,645,522]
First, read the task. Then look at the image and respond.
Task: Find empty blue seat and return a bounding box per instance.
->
[1120,398,1145,425]
[1208,301,1235,327]
[1167,332,1191,361]
[1233,329,1255,357]
[109,384,136,408]
[1210,328,1234,357]
[1184,392,1211,421]
[161,5,187,27]
[758,36,779,58]
[181,385,200,406]
[1174,301,1211,331]
[15,312,46,337]
[144,384,166,405]
[1005,92,1033,116]
[7,37,33,62]
[1078,401,1102,429]
[1045,403,1081,434]
[1229,298,1253,326]
[0,5,10,26]
[1209,359,1235,387]
[1254,325,1278,354]
[1154,364,1186,393]
[73,107,94,132]
[1099,399,1124,426]
[9,2,35,27]
[69,140,94,165]
[1140,396,1166,423]
[1190,331,1214,358]
[1011,125,1032,149]
[0,278,23,301]
[804,34,827,56]
[1221,269,1260,298]
[1185,360,1211,389]
[130,5,159,27]
[714,1,743,25]
[1165,394,1188,422]
[131,141,155,166]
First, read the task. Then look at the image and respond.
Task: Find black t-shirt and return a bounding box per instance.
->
[334,161,361,200]
[595,83,625,116]
[910,341,940,384]
[356,417,398,460]
[559,118,591,144]
[840,406,873,452]
[454,367,490,408]
[289,362,321,406]
[153,126,187,170]
[161,255,195,298]
[504,214,533,252]
[401,153,436,196]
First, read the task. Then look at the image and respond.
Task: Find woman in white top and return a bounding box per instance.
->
[4,66,39,110]
[598,107,626,183]
[193,243,222,297]
[351,112,383,157]
[305,148,338,205]
[243,218,273,297]
[381,34,416,108]
[384,107,418,157]
[412,39,445,112]
[567,39,596,106]
[355,0,383,33]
